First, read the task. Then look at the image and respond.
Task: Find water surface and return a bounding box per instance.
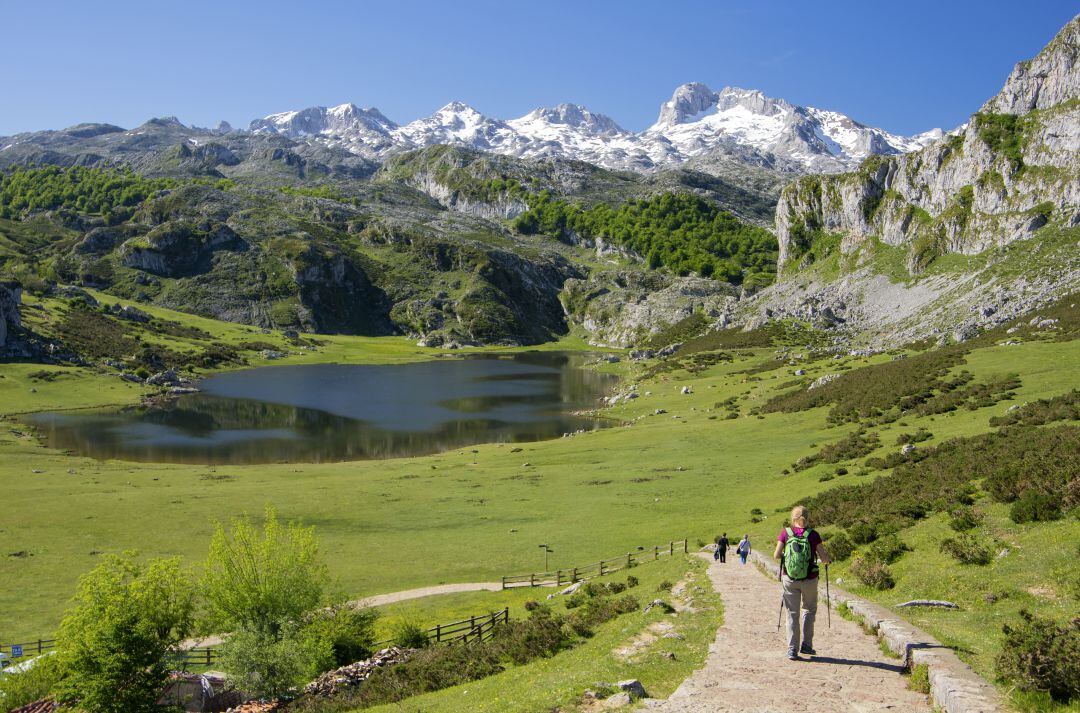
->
[28,352,617,464]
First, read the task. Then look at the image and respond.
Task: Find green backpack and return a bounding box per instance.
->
[783,527,815,580]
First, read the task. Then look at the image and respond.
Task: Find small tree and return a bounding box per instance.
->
[203,506,326,636]
[54,554,196,713]
[203,507,329,697]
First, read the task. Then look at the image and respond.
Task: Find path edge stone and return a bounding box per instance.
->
[749,552,1002,713]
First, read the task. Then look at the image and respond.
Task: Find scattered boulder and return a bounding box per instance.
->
[808,374,840,390]
[900,444,917,455]
[680,386,692,395]
[629,349,655,360]
[261,349,286,360]
[560,581,585,596]
[896,600,959,609]
[146,370,180,386]
[617,679,647,700]
[794,369,806,376]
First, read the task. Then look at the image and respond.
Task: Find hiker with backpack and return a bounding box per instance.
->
[714,533,729,563]
[773,505,831,660]
[736,534,751,564]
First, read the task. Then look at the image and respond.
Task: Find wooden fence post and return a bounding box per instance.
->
[669,541,674,556]
[627,552,632,568]
[529,573,535,587]
[654,545,659,560]
[435,624,441,643]
[683,539,688,554]
[598,560,605,576]
[502,576,507,590]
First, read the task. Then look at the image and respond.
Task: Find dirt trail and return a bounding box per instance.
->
[183,582,503,649]
[649,555,930,712]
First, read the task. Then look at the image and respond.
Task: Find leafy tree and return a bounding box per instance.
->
[202,506,327,636]
[54,553,196,713]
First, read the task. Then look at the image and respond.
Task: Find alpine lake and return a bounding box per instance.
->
[27,352,618,465]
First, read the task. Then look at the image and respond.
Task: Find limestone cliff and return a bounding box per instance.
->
[775,15,1079,275]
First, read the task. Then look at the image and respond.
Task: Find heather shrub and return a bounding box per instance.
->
[940,533,993,565]
[850,555,895,590]
[996,611,1080,703]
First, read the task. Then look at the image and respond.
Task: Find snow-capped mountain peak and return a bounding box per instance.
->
[512,103,627,136]
[249,84,941,174]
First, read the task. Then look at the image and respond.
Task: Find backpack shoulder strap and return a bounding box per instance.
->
[784,527,794,539]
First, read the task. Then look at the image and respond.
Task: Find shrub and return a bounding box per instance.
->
[0,653,67,711]
[564,593,586,609]
[826,532,854,562]
[896,428,933,445]
[996,610,1080,702]
[948,506,981,532]
[219,623,315,699]
[940,533,993,565]
[626,575,639,588]
[1010,490,1063,523]
[523,599,541,611]
[836,467,849,476]
[866,535,911,565]
[392,621,430,649]
[657,580,674,592]
[607,581,627,594]
[848,521,878,545]
[299,605,379,669]
[850,555,895,590]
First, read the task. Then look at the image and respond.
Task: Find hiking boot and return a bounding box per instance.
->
[800,644,816,656]
[787,648,799,660]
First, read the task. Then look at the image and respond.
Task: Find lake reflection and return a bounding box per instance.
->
[27,352,617,465]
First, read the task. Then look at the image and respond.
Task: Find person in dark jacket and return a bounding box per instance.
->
[714,533,729,563]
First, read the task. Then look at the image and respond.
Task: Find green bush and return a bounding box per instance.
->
[866,535,910,565]
[657,580,674,592]
[0,653,67,711]
[219,623,316,699]
[626,575,639,588]
[996,610,1080,702]
[826,532,854,562]
[1010,490,1063,524]
[848,522,878,545]
[948,506,981,532]
[392,621,430,649]
[850,555,895,590]
[299,605,378,669]
[940,533,993,565]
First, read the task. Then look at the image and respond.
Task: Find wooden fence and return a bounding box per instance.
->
[501,539,688,589]
[2,608,511,671]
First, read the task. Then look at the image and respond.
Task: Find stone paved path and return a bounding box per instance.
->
[650,555,930,712]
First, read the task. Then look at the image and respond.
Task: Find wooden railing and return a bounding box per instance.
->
[501,539,688,589]
[2,608,511,671]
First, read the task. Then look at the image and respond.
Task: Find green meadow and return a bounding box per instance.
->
[1,293,1078,697]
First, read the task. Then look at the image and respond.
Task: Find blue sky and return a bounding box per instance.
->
[2,1,1075,137]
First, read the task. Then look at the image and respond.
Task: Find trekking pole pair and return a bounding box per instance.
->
[825,563,832,629]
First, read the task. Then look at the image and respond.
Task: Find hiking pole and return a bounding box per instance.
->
[776,567,784,632]
[825,564,832,629]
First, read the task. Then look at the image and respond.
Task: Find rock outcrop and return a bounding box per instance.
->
[561,270,737,347]
[0,280,22,351]
[775,15,1079,274]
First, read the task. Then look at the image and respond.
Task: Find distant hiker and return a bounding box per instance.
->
[773,505,832,660]
[714,533,729,563]
[736,534,751,564]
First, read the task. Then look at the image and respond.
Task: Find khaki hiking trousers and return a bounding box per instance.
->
[782,574,819,653]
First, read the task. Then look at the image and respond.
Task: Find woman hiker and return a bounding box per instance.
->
[736,534,751,564]
[773,505,832,660]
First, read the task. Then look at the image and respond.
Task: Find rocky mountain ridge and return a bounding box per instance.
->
[247,83,940,175]
[747,14,1080,346]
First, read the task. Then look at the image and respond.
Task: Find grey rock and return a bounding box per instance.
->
[616,679,647,700]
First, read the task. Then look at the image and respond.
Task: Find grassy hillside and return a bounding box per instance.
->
[1,292,1078,706]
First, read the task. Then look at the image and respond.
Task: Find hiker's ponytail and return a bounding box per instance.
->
[790,505,809,528]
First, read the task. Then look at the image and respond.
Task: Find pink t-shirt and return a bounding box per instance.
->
[777,527,822,579]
